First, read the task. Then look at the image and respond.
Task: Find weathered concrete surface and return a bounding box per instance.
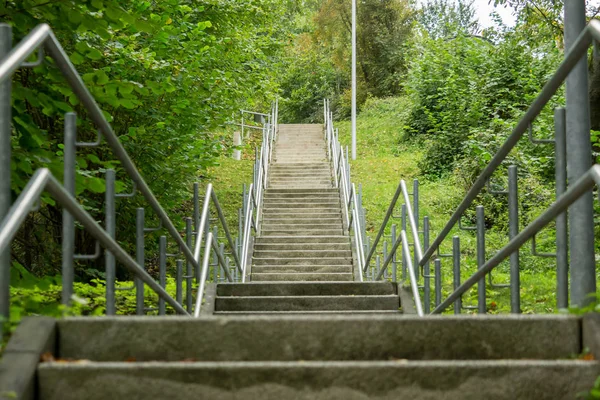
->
[56,315,580,362]
[215,295,399,312]
[583,313,600,357]
[37,360,600,400]
[217,282,397,297]
[0,317,56,400]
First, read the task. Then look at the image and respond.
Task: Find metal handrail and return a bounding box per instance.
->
[401,230,424,316]
[324,99,365,282]
[420,19,600,269]
[0,24,200,282]
[0,168,188,315]
[432,164,600,314]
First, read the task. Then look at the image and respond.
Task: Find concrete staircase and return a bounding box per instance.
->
[10,315,600,400]
[4,124,600,400]
[217,124,401,314]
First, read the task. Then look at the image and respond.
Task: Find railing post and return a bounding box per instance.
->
[105,169,116,315]
[565,0,596,307]
[453,236,461,315]
[176,260,183,305]
[391,224,397,282]
[0,24,12,323]
[507,165,520,313]
[434,259,442,307]
[401,204,407,280]
[135,208,145,315]
[476,205,486,314]
[423,216,430,314]
[554,107,568,309]
[159,235,166,315]
[62,112,76,307]
[185,217,193,312]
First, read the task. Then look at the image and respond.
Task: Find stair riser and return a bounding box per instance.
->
[217,282,397,296]
[253,251,352,258]
[261,230,344,236]
[253,258,352,266]
[215,296,399,312]
[261,218,342,225]
[37,362,600,400]
[254,244,349,251]
[251,266,353,273]
[252,273,353,281]
[255,237,350,244]
[53,315,582,362]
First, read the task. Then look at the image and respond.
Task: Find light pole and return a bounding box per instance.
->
[351,0,357,160]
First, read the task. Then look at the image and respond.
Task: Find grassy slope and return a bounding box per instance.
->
[337,97,557,314]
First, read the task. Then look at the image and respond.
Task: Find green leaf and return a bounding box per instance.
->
[70,52,85,65]
[86,48,103,60]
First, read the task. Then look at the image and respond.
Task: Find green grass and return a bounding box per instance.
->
[336,96,559,314]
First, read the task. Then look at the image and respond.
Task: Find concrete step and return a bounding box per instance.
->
[253,257,352,266]
[253,250,351,258]
[269,180,332,186]
[50,315,582,362]
[255,236,350,244]
[262,207,341,213]
[260,224,343,231]
[268,185,334,190]
[217,282,397,296]
[264,192,338,199]
[269,172,332,177]
[252,272,353,281]
[261,212,342,219]
[213,310,402,315]
[214,295,399,312]
[251,265,353,273]
[261,229,345,236]
[261,217,342,225]
[266,188,338,194]
[263,200,338,207]
[254,243,350,251]
[37,360,600,400]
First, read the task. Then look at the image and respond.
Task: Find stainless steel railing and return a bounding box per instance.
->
[0,23,274,319]
[240,101,278,282]
[324,99,366,282]
[364,19,600,315]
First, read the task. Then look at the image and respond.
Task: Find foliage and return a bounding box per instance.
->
[3,0,289,281]
[418,0,480,39]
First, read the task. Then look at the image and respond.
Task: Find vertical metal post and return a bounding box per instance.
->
[383,241,388,279]
[434,259,442,307]
[0,24,12,322]
[185,217,193,312]
[135,208,145,315]
[391,224,397,282]
[423,216,430,314]
[564,0,595,307]
[61,112,76,307]
[351,0,357,160]
[159,236,166,315]
[193,183,200,235]
[554,107,568,309]
[507,165,520,313]
[401,204,407,280]
[105,169,116,315]
[376,255,380,278]
[476,205,486,314]
[453,236,461,315]
[176,260,183,306]
[413,180,420,276]
[212,226,218,282]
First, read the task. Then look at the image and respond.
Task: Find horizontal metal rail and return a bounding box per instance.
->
[420,18,600,268]
[0,24,201,274]
[432,164,600,314]
[0,168,188,315]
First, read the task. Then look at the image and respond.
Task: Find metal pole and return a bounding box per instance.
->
[185,217,193,312]
[351,0,357,160]
[0,24,11,322]
[434,259,442,307]
[135,208,144,315]
[391,224,397,282]
[159,235,166,315]
[105,169,116,315]
[507,165,520,313]
[476,205,486,314]
[176,260,183,306]
[61,112,76,307]
[193,183,199,235]
[413,180,419,275]
[564,0,595,307]
[453,236,461,315]
[423,217,430,314]
[401,204,407,280]
[554,107,568,309]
